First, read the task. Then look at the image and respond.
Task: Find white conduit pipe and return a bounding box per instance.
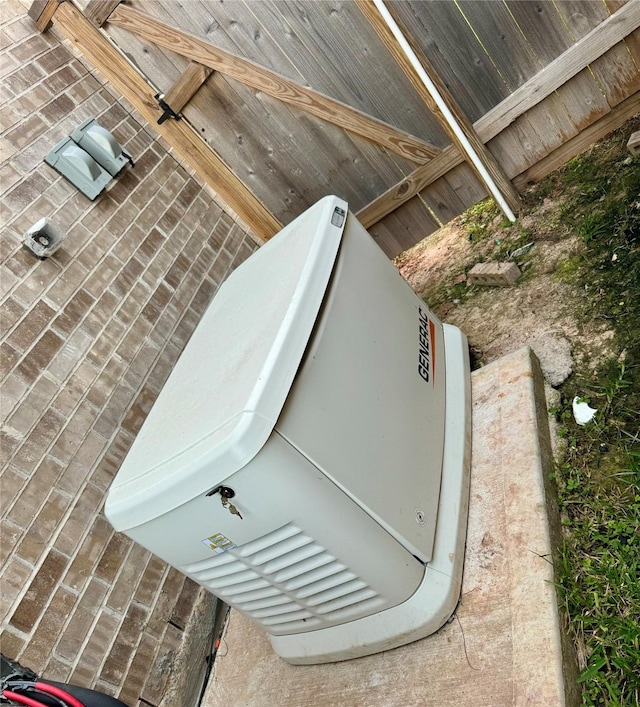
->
[372,0,517,223]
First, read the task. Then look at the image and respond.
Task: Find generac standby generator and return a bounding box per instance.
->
[105,196,471,665]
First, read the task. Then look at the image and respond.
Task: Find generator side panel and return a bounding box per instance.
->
[277,213,447,562]
[125,431,425,636]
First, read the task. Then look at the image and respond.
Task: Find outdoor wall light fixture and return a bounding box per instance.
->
[45,118,133,200]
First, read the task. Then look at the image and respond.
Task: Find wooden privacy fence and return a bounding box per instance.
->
[32,0,640,256]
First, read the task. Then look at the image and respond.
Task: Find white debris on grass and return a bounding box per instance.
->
[572,397,597,426]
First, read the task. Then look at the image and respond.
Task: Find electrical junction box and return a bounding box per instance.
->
[105,196,471,665]
[45,137,111,200]
[71,118,130,177]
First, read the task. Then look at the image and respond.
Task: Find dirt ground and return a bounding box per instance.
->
[395,200,615,386]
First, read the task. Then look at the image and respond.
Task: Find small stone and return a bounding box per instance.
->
[530,334,573,387]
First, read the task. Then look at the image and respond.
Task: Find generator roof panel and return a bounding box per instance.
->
[106,195,347,530]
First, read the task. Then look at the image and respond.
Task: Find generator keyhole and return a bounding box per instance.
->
[206,485,235,499]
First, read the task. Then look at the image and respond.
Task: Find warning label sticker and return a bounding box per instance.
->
[202,532,237,554]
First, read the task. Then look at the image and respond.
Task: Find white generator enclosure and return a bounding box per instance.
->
[105,196,471,665]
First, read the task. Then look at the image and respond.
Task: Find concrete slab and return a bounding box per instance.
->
[203,347,578,707]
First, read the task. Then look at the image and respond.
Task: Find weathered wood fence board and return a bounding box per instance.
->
[109,5,439,160]
[455,0,542,90]
[557,1,640,108]
[390,0,510,121]
[258,0,448,143]
[369,200,441,256]
[107,1,444,222]
[46,0,639,256]
[355,0,521,216]
[106,14,331,215]
[116,45,384,218]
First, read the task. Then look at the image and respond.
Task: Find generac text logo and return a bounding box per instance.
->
[418,308,436,384]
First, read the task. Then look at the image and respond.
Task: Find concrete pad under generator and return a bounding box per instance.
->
[203,346,579,707]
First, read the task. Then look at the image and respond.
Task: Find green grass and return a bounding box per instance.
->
[452,119,640,704]
[536,121,640,705]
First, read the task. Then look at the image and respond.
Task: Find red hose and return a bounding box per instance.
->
[35,682,86,707]
[2,682,87,707]
[2,689,49,707]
